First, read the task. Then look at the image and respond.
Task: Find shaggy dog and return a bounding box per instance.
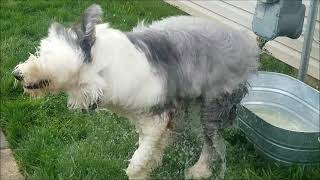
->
[13,4,259,180]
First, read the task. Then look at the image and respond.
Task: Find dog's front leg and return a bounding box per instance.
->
[126,113,171,180]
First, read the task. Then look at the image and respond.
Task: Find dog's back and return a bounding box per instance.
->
[127,16,259,102]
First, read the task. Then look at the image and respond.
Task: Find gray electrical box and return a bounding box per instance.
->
[252,0,306,40]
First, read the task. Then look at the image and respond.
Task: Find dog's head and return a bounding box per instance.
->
[12,4,103,97]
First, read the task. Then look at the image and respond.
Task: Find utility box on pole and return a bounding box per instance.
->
[252,0,306,40]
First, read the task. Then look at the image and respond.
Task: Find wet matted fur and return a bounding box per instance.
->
[12,4,259,180]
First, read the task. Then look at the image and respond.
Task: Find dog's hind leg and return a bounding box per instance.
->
[186,85,247,179]
[209,130,227,180]
[126,112,172,180]
[186,97,229,180]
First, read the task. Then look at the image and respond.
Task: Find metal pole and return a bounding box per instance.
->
[298,0,319,81]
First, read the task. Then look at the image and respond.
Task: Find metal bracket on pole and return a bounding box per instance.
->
[298,0,319,81]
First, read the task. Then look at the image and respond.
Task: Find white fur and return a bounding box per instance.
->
[127,113,171,179]
[67,24,165,111]
[20,23,165,110]
[39,26,83,90]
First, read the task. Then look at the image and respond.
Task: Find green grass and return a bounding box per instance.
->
[0,1,319,180]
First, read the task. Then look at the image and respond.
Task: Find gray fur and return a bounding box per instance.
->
[126,31,181,103]
[200,84,248,138]
[198,85,247,179]
[75,4,103,63]
[126,16,259,105]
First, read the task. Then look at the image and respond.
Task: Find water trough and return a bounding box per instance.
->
[237,71,320,165]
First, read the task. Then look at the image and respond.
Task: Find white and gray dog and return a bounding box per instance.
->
[13,4,259,180]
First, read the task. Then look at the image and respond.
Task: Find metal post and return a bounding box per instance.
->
[298,0,319,81]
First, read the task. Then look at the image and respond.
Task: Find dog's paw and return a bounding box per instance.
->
[185,163,212,180]
[126,164,149,180]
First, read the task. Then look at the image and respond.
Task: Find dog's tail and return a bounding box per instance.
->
[75,4,103,63]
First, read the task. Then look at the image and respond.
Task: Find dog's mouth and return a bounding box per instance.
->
[23,79,50,90]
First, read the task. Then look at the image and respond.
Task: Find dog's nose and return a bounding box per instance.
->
[12,69,24,81]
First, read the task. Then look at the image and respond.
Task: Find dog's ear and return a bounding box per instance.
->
[77,4,103,63]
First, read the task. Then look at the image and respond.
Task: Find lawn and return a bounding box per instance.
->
[0,0,319,180]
